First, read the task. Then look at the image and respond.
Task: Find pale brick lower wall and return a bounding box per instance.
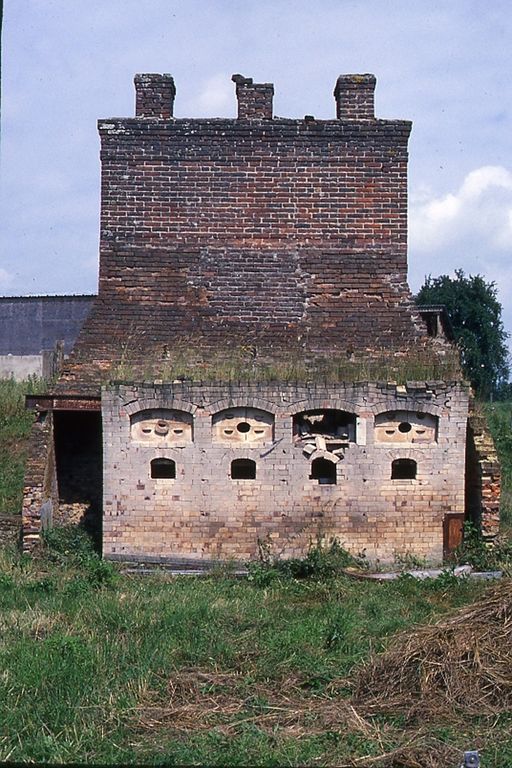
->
[102,380,470,565]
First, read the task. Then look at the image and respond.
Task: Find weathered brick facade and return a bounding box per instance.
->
[21,72,500,563]
[103,380,469,564]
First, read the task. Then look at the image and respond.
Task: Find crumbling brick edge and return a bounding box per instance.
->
[466,403,501,539]
[21,412,58,553]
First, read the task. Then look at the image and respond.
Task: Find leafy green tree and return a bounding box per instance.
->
[416,270,510,399]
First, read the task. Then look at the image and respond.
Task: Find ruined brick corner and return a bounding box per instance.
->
[465,404,501,541]
[21,412,58,553]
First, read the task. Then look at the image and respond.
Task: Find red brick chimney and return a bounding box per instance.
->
[232,74,274,120]
[333,74,376,120]
[134,73,176,119]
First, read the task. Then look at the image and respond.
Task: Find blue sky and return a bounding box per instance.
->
[1,0,511,360]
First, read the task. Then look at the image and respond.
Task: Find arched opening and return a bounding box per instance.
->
[293,409,356,443]
[150,458,176,479]
[212,407,274,443]
[375,411,438,444]
[310,457,337,485]
[231,459,256,480]
[391,458,417,480]
[131,409,193,443]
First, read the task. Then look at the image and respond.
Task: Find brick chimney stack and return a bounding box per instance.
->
[134,74,176,119]
[232,74,274,120]
[333,74,376,120]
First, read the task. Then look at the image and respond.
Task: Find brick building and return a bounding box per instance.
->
[22,73,500,564]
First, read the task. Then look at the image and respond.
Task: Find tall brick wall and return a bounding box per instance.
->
[59,73,432,393]
[23,72,500,561]
[24,74,497,561]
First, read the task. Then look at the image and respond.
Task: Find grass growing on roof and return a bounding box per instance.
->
[108,343,462,386]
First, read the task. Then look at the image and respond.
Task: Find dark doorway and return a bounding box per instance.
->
[464,421,481,527]
[53,410,102,550]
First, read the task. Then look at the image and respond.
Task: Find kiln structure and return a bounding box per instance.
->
[22,73,500,564]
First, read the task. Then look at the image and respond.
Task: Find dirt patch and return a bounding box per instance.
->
[130,582,512,766]
[131,668,476,766]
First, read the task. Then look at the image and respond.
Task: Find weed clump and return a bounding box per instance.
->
[248,537,366,585]
[456,522,512,575]
[43,526,118,588]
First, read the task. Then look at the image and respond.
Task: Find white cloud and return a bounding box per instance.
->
[409,165,512,358]
[183,74,234,117]
[410,165,512,253]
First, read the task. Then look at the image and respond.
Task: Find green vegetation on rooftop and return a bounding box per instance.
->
[109,344,462,386]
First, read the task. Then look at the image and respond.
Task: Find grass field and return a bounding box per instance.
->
[1,532,511,766]
[0,380,511,765]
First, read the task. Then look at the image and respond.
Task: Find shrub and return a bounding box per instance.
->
[42,525,118,587]
[456,522,512,574]
[248,537,366,584]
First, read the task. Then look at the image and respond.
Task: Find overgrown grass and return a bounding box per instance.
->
[0,377,45,515]
[0,530,510,765]
[456,521,512,574]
